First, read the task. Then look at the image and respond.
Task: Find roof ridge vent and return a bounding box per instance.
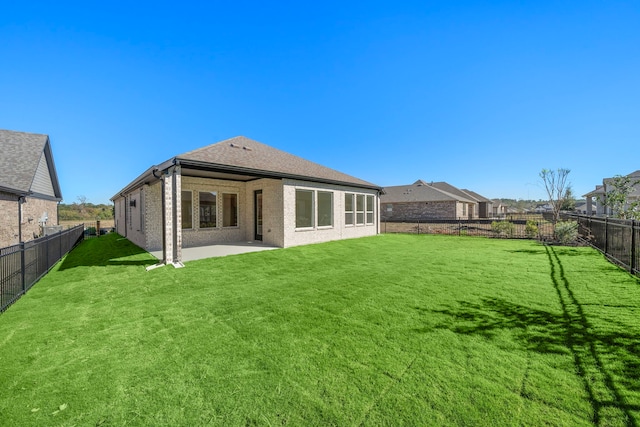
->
[243,146,253,151]
[229,143,241,148]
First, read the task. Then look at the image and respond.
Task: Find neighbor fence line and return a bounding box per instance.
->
[566,214,639,277]
[381,215,555,240]
[0,224,84,312]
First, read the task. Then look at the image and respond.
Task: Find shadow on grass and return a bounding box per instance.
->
[58,233,156,270]
[421,245,640,426]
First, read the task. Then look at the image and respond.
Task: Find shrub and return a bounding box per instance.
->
[525,220,539,239]
[491,221,515,237]
[554,221,578,245]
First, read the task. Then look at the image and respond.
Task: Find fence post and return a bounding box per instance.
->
[417,220,420,235]
[632,220,636,274]
[97,220,101,237]
[604,217,608,255]
[20,241,26,293]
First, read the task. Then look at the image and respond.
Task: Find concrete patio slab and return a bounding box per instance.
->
[150,241,279,262]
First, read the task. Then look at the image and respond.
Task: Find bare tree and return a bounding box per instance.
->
[75,195,88,216]
[540,168,571,224]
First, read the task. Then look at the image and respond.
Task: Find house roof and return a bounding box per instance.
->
[381,180,477,203]
[113,136,380,199]
[0,129,62,200]
[461,189,492,203]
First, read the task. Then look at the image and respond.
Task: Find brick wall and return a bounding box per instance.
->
[282,179,378,248]
[0,192,58,248]
[381,201,458,221]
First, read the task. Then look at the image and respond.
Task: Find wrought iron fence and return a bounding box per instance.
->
[0,224,84,312]
[381,216,555,239]
[567,214,639,277]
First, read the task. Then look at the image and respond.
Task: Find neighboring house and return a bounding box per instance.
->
[533,203,553,213]
[111,136,381,265]
[0,129,63,248]
[380,180,489,220]
[459,188,493,219]
[574,202,589,215]
[583,170,640,216]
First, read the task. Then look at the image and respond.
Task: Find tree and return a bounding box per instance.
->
[604,175,640,220]
[75,195,88,216]
[540,168,571,224]
[560,187,576,211]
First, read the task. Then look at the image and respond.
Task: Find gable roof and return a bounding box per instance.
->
[381,180,476,203]
[113,136,380,198]
[461,189,492,203]
[0,129,63,200]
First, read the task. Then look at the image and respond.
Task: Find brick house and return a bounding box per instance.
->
[111,136,381,265]
[583,170,640,216]
[380,180,492,221]
[0,130,63,248]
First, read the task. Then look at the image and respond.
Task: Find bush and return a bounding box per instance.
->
[491,221,515,237]
[525,220,539,239]
[554,221,578,245]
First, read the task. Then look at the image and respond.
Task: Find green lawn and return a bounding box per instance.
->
[1,233,639,426]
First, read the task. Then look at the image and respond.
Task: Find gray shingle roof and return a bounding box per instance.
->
[177,136,379,189]
[381,180,474,203]
[461,189,492,203]
[113,136,380,199]
[0,130,62,199]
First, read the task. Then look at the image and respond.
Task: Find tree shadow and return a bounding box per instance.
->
[58,234,156,270]
[419,245,640,426]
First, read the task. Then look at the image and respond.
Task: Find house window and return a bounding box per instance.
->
[317,191,333,227]
[345,193,354,225]
[296,190,314,228]
[199,191,217,228]
[182,191,193,229]
[356,194,365,225]
[366,195,375,224]
[223,193,238,227]
[462,203,467,217]
[386,204,393,213]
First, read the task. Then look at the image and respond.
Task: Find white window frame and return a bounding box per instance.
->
[366,194,375,225]
[295,189,315,229]
[345,193,355,226]
[356,194,365,225]
[317,191,333,228]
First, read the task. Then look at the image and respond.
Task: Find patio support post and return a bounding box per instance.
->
[172,166,183,265]
[161,166,184,268]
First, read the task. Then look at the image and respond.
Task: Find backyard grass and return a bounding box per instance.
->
[1,233,639,426]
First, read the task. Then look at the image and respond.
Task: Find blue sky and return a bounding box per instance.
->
[2,1,639,204]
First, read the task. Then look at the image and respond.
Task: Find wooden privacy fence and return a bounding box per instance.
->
[567,214,639,277]
[0,224,84,312]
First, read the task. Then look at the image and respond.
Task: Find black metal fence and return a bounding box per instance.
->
[567,214,639,277]
[381,215,555,239]
[0,224,84,312]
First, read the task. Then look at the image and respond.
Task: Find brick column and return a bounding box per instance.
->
[162,166,183,266]
[173,168,182,264]
[163,173,174,263]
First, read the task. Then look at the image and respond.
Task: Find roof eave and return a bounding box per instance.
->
[176,158,382,191]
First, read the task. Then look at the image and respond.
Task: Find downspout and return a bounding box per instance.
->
[121,193,128,238]
[18,196,25,243]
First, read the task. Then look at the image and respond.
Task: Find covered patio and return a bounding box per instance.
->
[150,241,279,262]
